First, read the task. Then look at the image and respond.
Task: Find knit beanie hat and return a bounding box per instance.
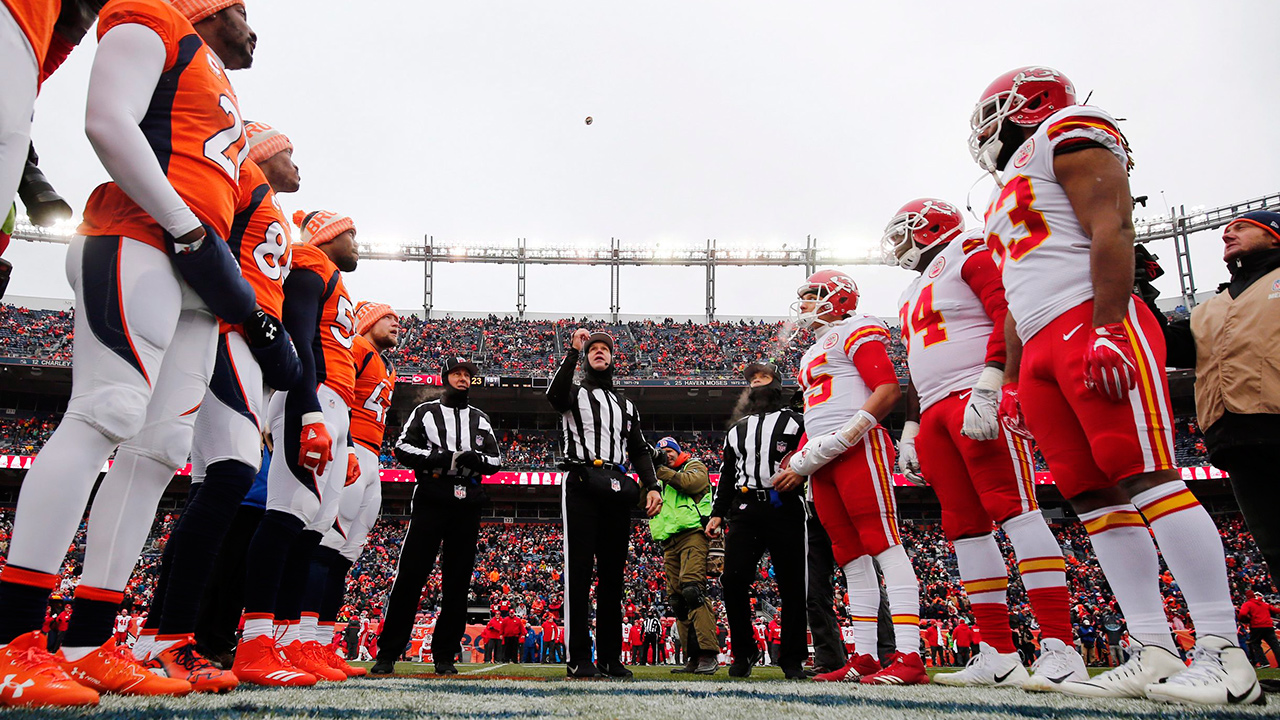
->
[1231,210,1280,244]
[293,210,355,246]
[171,0,243,24]
[354,301,397,335]
[244,121,292,164]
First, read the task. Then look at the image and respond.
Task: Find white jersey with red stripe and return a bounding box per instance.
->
[983,104,1129,343]
[898,229,994,413]
[797,314,892,436]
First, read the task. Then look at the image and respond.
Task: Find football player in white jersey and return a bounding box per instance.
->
[786,270,927,686]
[886,198,1084,690]
[972,66,1257,705]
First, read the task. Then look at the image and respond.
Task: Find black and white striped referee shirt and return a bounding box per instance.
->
[394,399,502,477]
[714,409,804,510]
[545,348,658,488]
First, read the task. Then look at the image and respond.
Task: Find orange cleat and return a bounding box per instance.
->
[318,644,365,677]
[59,638,192,696]
[814,653,881,682]
[0,632,100,707]
[149,637,239,693]
[282,641,346,682]
[860,652,930,685]
[232,635,316,687]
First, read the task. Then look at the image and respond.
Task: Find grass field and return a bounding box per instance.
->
[6,663,1276,719]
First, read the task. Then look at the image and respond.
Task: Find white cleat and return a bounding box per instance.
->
[1145,635,1263,706]
[934,642,1028,688]
[1022,637,1089,693]
[1058,639,1185,699]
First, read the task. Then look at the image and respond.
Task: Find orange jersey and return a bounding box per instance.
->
[2,0,58,68]
[222,160,291,330]
[291,244,356,406]
[79,0,248,248]
[349,334,396,452]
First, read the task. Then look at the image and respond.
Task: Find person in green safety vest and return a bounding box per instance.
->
[649,436,718,675]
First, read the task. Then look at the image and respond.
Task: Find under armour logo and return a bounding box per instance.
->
[262,324,278,341]
[1,674,35,698]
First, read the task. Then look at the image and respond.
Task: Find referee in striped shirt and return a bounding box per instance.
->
[706,361,807,679]
[547,329,661,679]
[372,356,501,676]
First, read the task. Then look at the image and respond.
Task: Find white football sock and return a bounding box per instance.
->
[842,555,878,657]
[1078,504,1176,652]
[875,543,921,656]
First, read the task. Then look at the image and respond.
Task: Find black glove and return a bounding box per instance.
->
[165,224,256,325]
[455,450,482,474]
[19,145,72,227]
[243,308,302,390]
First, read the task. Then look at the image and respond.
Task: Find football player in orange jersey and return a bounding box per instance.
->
[0,0,57,249]
[307,301,398,677]
[130,123,302,693]
[233,209,359,687]
[0,0,265,706]
[973,67,1257,704]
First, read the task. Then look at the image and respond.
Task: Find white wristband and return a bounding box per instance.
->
[900,420,920,443]
[975,366,1004,392]
[301,412,324,426]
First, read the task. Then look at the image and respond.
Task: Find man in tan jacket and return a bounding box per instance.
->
[1153,210,1280,591]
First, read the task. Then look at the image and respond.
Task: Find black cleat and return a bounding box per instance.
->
[729,651,760,678]
[597,661,634,679]
[567,661,602,678]
[782,665,806,680]
[370,659,396,675]
[434,661,458,675]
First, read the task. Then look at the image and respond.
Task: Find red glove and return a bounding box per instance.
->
[345,448,361,487]
[298,412,333,478]
[1083,323,1137,402]
[998,383,1033,440]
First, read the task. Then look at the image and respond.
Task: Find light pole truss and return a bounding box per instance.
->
[11,191,1278,317]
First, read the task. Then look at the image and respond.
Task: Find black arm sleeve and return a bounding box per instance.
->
[712,441,737,519]
[627,423,658,492]
[393,405,452,472]
[546,349,580,413]
[1151,306,1197,369]
[281,268,325,418]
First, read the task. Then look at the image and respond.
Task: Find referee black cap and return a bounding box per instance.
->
[585,332,614,354]
[742,360,779,383]
[441,355,479,381]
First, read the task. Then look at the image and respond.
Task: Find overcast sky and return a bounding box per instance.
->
[8,0,1279,319]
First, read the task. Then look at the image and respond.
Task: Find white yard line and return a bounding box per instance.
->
[463,663,509,675]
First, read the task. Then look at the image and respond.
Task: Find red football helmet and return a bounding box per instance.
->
[792,270,859,329]
[969,66,1076,172]
[882,198,964,271]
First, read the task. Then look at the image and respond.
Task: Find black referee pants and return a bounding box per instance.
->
[721,494,807,671]
[806,513,847,671]
[377,487,481,664]
[562,477,632,668]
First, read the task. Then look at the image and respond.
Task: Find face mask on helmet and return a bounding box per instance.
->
[790,272,858,330]
[969,66,1076,174]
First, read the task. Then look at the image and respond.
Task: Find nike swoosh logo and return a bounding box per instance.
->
[1062,324,1084,341]
[1047,673,1074,684]
[1227,683,1259,704]
[995,668,1016,683]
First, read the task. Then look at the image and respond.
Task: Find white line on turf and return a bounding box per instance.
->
[463,663,509,674]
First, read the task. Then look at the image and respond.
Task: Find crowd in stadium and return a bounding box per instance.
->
[4,508,1272,669]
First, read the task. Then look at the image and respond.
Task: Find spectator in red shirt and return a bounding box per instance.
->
[1239,592,1280,668]
[541,617,560,663]
[953,618,974,666]
[501,611,523,663]
[484,615,504,662]
[766,617,782,666]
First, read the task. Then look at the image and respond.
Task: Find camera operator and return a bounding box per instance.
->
[706,362,807,679]
[372,356,501,676]
[547,329,662,678]
[649,436,718,675]
[1146,211,1280,591]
